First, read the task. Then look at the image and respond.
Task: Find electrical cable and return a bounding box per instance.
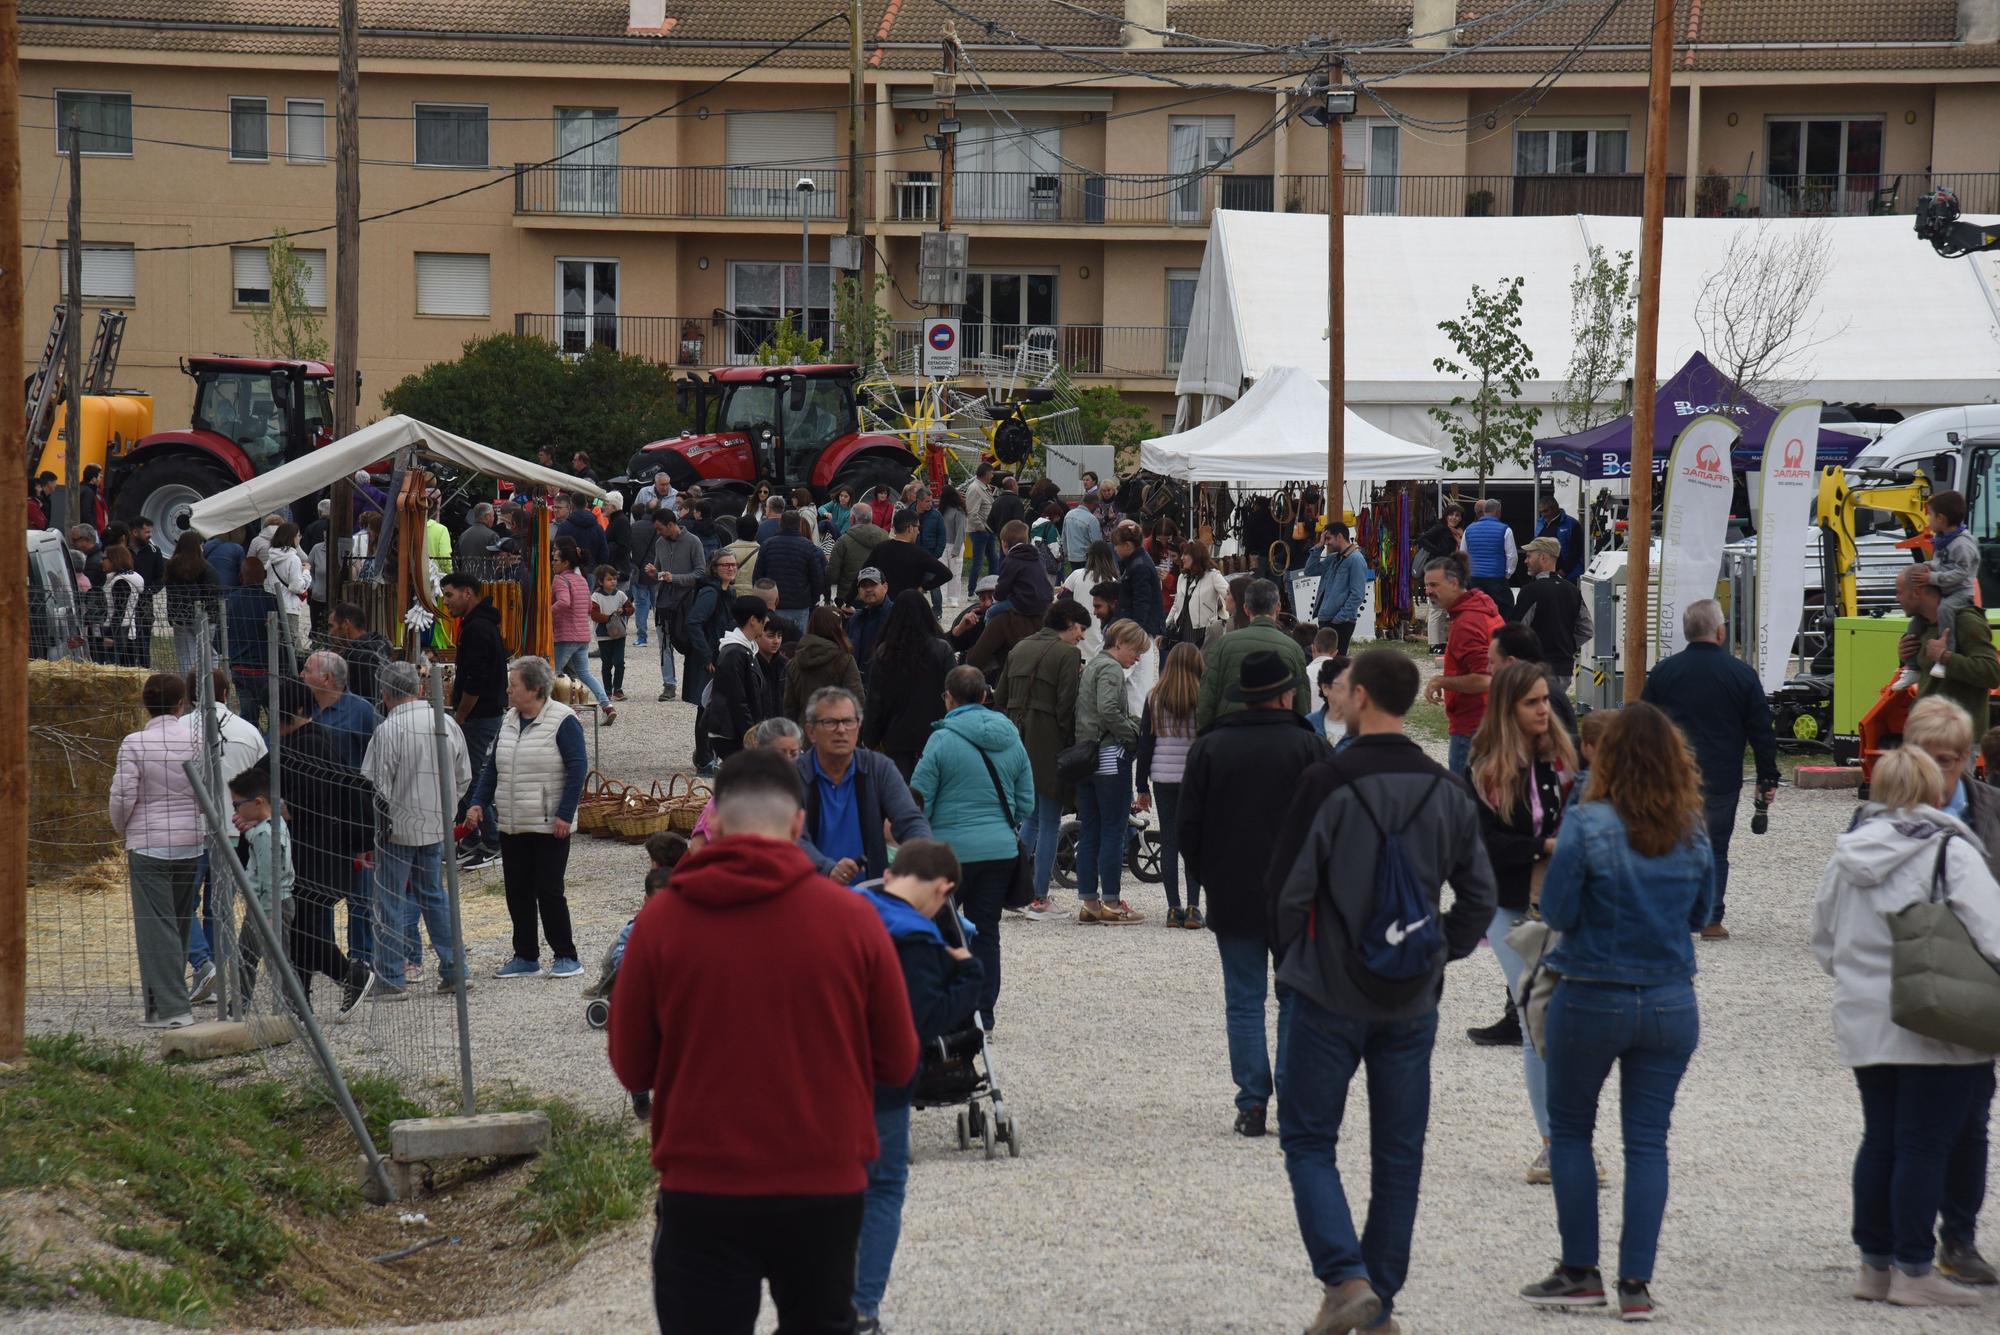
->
[22,152,67,295]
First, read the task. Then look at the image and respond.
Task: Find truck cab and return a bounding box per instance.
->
[1850,404,2000,604]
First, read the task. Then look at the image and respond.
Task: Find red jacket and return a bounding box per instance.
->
[1442,588,1502,737]
[608,834,918,1196]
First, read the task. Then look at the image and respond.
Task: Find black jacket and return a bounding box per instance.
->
[869,538,952,599]
[678,576,733,677]
[452,601,507,719]
[1514,574,1583,676]
[995,542,1052,618]
[988,490,1026,534]
[1640,641,1779,795]
[558,510,608,568]
[1474,758,1568,911]
[1119,547,1165,636]
[757,533,828,610]
[1178,708,1327,938]
[605,513,634,578]
[279,721,377,863]
[878,930,985,1111]
[708,639,770,741]
[862,635,953,768]
[341,630,394,709]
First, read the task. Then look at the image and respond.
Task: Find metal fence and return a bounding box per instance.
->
[515,164,858,220]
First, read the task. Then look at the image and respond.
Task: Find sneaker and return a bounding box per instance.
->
[1234,1106,1267,1138]
[549,957,584,979]
[1699,922,1730,941]
[1525,1146,1552,1184]
[188,960,217,1006]
[460,846,501,872]
[658,685,674,702]
[602,706,617,727]
[1930,659,1949,680]
[1853,1263,1892,1302]
[1938,1239,1999,1286]
[1021,898,1055,919]
[1305,1277,1380,1335]
[1468,1009,1523,1047]
[494,957,544,979]
[436,976,470,995]
[1183,906,1205,930]
[1616,1279,1654,1322]
[139,1012,195,1030]
[635,637,649,648]
[1166,907,1187,928]
[695,762,718,779]
[1519,1265,1607,1307]
[1891,666,1921,691]
[1078,898,1108,924]
[1098,899,1146,924]
[1887,1266,1982,1307]
[853,1316,881,1335]
[612,690,627,701]
[370,982,410,1004]
[337,962,376,1021]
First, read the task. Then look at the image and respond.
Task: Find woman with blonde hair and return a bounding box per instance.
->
[1518,701,1713,1320]
[1813,738,2000,1308]
[1074,618,1151,923]
[1471,659,1578,1181]
[1136,642,1204,928]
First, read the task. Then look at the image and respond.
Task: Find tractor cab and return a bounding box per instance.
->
[712,368,859,492]
[187,358,337,472]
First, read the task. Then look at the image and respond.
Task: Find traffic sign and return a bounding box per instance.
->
[922,317,961,378]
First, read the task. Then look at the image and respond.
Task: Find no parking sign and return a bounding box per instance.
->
[922,317,961,379]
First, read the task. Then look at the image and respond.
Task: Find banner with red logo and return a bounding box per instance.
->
[1653,414,1744,662]
[1752,400,1823,692]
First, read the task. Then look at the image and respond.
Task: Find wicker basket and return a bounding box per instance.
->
[663,774,712,835]
[577,771,631,836]
[603,782,673,840]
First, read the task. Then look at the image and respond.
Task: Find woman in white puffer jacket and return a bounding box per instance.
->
[1811,743,2000,1309]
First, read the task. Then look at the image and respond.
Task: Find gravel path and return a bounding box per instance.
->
[20,638,1999,1333]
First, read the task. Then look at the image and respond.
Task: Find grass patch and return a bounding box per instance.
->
[490,1091,655,1253]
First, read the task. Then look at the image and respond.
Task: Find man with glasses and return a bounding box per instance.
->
[795,687,930,884]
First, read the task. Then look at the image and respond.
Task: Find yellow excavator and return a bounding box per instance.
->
[1815,464,1934,620]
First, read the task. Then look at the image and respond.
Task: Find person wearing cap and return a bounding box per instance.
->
[1178,647,1325,1134]
[1536,494,1585,581]
[1309,522,1370,656]
[487,535,526,583]
[1513,536,1587,686]
[847,568,892,682]
[946,575,1000,655]
[707,596,776,765]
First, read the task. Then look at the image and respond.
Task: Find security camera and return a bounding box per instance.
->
[796,176,817,193]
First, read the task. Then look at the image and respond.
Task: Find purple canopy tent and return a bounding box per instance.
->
[1533,352,1869,480]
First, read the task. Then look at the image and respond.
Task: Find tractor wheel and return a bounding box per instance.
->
[115,454,241,556]
[829,457,913,507]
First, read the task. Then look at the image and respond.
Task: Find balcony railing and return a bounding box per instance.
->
[1689,170,2000,218]
[886,323,1182,379]
[886,170,1275,227]
[1276,173,1691,218]
[514,165,858,221]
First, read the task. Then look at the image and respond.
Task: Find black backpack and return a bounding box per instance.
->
[666,579,710,656]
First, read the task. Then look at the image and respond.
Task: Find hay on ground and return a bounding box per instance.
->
[29,660,151,883]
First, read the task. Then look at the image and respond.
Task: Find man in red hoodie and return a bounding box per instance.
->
[1421,552,1501,779]
[609,749,918,1334]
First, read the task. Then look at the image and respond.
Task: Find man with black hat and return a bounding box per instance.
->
[1178,650,1326,1138]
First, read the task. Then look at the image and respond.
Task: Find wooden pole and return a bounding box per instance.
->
[333,0,360,441]
[1623,0,1675,704]
[938,31,958,234]
[1326,97,1345,522]
[63,119,81,530]
[1,0,29,1061]
[847,0,865,245]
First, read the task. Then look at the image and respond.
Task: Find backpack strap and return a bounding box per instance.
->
[1330,754,1444,838]
[1931,830,1954,906]
[966,733,1019,827]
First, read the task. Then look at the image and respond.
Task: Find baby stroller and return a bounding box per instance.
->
[1049,809,1165,890]
[910,897,1021,1159]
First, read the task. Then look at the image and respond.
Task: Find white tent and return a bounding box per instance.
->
[1176,210,2000,452]
[1141,364,1442,483]
[186,415,608,537]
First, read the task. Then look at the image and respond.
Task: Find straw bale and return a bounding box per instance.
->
[29,660,153,882]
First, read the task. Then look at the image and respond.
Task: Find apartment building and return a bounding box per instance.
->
[19,1,2000,433]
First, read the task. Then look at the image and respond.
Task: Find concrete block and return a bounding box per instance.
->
[156,1016,296,1061]
[390,1111,551,1165]
[1795,765,1863,790]
[358,1155,414,1204]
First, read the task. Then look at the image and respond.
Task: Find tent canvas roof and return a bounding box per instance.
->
[1140,364,1441,483]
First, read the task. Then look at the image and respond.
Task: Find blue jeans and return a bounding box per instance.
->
[1545,978,1699,1281]
[1074,751,1132,902]
[231,669,269,734]
[1943,1061,1996,1249]
[1447,732,1471,779]
[1280,996,1439,1319]
[458,715,501,851]
[854,1104,911,1319]
[1017,793,1065,898]
[1154,782,1198,911]
[185,852,215,971]
[1853,1063,1988,1272]
[552,641,612,710]
[371,841,459,989]
[1216,931,1294,1112]
[631,581,654,645]
[966,531,998,593]
[1703,789,1738,924]
[776,607,810,633]
[1486,905,1552,1139]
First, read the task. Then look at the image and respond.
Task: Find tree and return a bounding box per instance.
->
[832,275,894,366]
[1428,275,1541,497]
[249,230,329,361]
[1558,246,1637,434]
[1693,219,1845,403]
[754,315,826,366]
[381,334,687,479]
[1074,384,1154,474]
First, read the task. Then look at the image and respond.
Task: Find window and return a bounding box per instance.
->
[414,103,488,168]
[54,91,132,155]
[723,111,838,218]
[1342,118,1403,214]
[232,246,327,307]
[1765,116,1884,215]
[1166,269,1199,369]
[286,100,326,164]
[229,97,268,161]
[960,270,1057,362]
[954,114,1061,221]
[416,252,491,317]
[1514,124,1628,175]
[554,108,619,213]
[1169,116,1234,221]
[558,258,619,354]
[726,260,830,359]
[57,243,136,302]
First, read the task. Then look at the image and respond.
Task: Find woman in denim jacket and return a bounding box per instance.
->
[1518,702,1713,1323]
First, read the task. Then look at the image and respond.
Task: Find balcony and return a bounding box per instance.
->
[1271,170,2000,219]
[514,165,859,222]
[1688,170,2000,218]
[886,170,1275,228]
[886,323,1182,381]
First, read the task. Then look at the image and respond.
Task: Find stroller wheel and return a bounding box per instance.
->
[1000,1113,1021,1159]
[955,1112,970,1151]
[1052,820,1079,890]
[967,1103,987,1139]
[1127,829,1165,883]
[584,998,610,1029]
[982,1110,997,1160]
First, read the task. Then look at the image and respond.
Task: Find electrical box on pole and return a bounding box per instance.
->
[917,231,969,306]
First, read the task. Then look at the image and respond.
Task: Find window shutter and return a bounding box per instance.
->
[286,100,326,163]
[232,247,326,306]
[296,250,328,307]
[59,243,135,300]
[724,110,837,167]
[416,253,491,316]
[1341,121,1365,172]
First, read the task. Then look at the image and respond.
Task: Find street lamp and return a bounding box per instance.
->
[795,176,817,349]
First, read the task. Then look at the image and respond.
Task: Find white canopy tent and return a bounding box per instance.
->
[1141,364,1442,483]
[1175,210,2000,457]
[185,415,608,538]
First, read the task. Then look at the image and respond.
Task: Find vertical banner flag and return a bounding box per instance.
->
[1653,414,1744,662]
[1753,400,1823,692]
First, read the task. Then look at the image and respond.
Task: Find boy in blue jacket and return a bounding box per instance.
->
[852,838,985,1333]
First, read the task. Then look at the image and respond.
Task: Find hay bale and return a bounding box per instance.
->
[29,660,152,882]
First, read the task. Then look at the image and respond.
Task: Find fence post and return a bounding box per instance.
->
[425,658,477,1117]
[192,609,233,1022]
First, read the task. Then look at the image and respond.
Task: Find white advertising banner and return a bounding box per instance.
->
[1653,414,1744,663]
[1753,400,1823,692]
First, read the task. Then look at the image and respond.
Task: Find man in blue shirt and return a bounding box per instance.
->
[1061,495,1103,574]
[1462,497,1518,618]
[303,650,378,768]
[1535,495,1585,581]
[795,686,931,883]
[1309,523,1369,654]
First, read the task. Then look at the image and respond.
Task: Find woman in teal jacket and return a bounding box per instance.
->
[911,665,1036,1026]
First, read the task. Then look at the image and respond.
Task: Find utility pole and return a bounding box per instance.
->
[333,0,360,442]
[1325,70,1345,519]
[2,0,29,1062]
[938,27,958,233]
[63,118,81,531]
[847,0,865,249]
[1623,0,1675,703]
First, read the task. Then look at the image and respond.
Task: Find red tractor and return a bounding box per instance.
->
[623,364,917,507]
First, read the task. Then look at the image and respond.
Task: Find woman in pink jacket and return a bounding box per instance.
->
[549,538,616,724]
[108,672,205,1027]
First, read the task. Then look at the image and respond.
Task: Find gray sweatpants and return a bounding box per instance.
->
[129,852,197,1021]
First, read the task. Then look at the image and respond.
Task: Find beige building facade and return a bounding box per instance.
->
[19,1,2000,437]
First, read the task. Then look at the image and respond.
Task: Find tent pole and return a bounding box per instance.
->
[1624,0,1675,704]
